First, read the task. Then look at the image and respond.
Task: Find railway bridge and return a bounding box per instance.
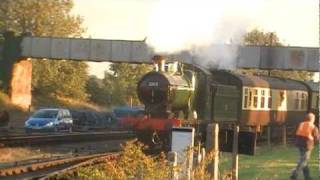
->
[0,32,318,109]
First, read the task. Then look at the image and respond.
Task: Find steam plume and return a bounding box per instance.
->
[147,0,264,69]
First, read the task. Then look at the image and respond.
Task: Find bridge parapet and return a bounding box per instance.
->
[0,34,319,109]
[20,36,319,72]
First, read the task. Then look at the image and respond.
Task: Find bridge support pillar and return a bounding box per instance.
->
[0,31,32,110]
[9,59,32,110]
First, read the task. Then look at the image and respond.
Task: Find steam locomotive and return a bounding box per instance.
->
[121,55,319,146]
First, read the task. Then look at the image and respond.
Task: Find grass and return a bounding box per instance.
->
[51,141,319,180]
[0,147,49,163]
[32,94,103,111]
[219,144,319,180]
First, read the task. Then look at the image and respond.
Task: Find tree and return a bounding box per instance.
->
[32,60,88,99]
[240,28,313,81]
[243,29,282,46]
[105,63,152,106]
[86,75,111,106]
[86,63,152,107]
[0,0,84,36]
[0,0,89,100]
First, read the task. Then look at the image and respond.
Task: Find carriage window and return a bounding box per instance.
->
[260,89,265,108]
[301,93,306,109]
[295,92,299,109]
[248,89,252,108]
[268,90,272,109]
[244,88,248,108]
[253,89,258,108]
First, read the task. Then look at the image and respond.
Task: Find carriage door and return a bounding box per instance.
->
[212,85,240,123]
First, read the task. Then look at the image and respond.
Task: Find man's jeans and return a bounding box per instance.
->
[291,146,312,178]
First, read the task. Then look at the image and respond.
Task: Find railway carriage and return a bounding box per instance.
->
[303,81,319,125]
[208,70,310,129]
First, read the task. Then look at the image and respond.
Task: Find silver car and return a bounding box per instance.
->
[25,108,73,133]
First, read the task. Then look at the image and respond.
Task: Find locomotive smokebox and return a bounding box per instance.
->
[137,56,194,118]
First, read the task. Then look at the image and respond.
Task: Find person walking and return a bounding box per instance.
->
[290,112,319,180]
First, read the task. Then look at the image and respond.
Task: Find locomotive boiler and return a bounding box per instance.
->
[137,71,194,119]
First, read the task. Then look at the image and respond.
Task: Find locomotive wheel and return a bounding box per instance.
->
[151,131,161,145]
[153,131,170,151]
[136,130,169,150]
[136,130,154,146]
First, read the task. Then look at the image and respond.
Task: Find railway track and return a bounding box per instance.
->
[0,131,135,147]
[0,152,119,180]
[39,152,119,180]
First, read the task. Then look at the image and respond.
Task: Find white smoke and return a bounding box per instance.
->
[147,0,264,69]
[192,45,239,69]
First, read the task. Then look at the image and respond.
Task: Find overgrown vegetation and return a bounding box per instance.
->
[56,141,318,180]
[59,140,171,180]
[0,147,49,162]
[32,60,89,101]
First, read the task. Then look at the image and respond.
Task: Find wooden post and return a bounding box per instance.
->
[201,147,206,176]
[282,125,287,146]
[187,167,191,180]
[212,124,219,180]
[232,125,239,180]
[197,142,202,165]
[205,123,219,180]
[267,126,271,147]
[187,147,193,180]
[168,151,178,180]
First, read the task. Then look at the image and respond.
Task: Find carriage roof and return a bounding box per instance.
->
[211,70,308,91]
[302,81,319,92]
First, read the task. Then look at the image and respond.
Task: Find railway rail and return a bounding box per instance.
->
[0,152,119,180]
[39,152,119,180]
[0,131,135,147]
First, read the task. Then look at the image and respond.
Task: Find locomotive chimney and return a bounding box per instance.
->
[152,55,165,72]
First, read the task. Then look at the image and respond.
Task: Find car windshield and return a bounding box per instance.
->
[31,110,58,118]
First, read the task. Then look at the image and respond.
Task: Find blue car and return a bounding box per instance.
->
[25,108,73,133]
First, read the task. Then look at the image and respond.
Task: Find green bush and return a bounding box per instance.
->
[60,140,171,180]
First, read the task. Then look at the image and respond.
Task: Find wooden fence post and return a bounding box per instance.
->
[213,124,219,180]
[282,125,287,146]
[267,126,271,147]
[206,123,219,180]
[168,151,178,180]
[201,147,206,176]
[186,147,193,180]
[232,125,239,180]
[197,143,202,165]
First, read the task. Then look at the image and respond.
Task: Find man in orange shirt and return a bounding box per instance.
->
[290,113,319,180]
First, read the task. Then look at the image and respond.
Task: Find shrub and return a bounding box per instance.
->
[62,139,171,180]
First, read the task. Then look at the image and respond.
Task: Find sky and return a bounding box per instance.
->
[72,0,319,79]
